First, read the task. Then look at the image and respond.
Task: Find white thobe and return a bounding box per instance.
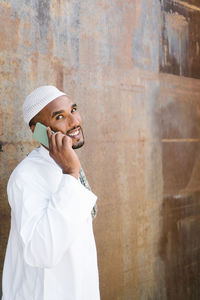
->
[2,146,100,300]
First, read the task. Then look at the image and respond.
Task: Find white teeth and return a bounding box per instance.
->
[69,130,79,137]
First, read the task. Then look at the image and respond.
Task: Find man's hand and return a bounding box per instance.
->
[47,127,80,179]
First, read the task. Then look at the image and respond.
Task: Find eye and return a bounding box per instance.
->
[71,106,77,113]
[56,115,64,120]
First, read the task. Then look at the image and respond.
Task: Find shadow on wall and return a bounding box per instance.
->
[160,193,200,300]
[158,85,200,300]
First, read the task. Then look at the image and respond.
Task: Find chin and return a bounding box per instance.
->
[72,139,85,149]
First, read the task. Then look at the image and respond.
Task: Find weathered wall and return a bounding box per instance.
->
[1,0,200,299]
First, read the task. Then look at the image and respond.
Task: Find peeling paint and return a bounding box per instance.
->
[160,0,200,79]
[165,12,188,76]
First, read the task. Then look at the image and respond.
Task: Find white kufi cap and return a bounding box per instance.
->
[23,85,66,124]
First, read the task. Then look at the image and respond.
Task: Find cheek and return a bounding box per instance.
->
[77,113,82,124]
[58,123,68,133]
[49,120,67,133]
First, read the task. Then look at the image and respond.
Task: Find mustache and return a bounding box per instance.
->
[66,126,82,135]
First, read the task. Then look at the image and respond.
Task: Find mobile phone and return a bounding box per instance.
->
[32,122,54,148]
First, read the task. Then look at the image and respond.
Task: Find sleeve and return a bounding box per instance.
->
[7,172,97,268]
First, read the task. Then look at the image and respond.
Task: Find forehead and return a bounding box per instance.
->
[44,95,73,113]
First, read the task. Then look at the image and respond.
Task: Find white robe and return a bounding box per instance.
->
[2,146,100,300]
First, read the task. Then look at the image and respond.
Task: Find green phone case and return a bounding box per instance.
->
[32,122,54,148]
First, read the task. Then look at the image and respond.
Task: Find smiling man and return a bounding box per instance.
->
[2,86,100,300]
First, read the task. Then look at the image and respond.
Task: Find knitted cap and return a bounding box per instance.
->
[23,85,66,124]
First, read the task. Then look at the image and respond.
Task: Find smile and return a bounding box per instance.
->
[67,127,81,138]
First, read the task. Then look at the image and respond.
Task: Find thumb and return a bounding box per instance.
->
[63,135,73,148]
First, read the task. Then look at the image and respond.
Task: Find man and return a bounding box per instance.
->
[2,86,100,300]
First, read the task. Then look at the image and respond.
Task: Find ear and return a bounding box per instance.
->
[30,124,36,133]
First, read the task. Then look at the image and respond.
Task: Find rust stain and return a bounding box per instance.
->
[1,0,200,299]
[0,0,10,9]
[160,0,200,79]
[0,4,20,52]
[29,52,39,83]
[162,138,200,142]
[50,0,66,17]
[0,113,3,136]
[174,0,200,12]
[107,83,145,93]
[160,193,200,300]
[22,22,32,48]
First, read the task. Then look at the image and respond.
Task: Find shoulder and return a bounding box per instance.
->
[8,147,59,190]
[7,146,63,194]
[9,148,41,177]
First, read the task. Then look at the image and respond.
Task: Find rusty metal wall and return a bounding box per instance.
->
[1,0,200,299]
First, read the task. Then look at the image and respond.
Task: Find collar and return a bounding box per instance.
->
[37,146,58,167]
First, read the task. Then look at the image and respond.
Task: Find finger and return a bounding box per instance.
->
[50,132,57,153]
[47,127,53,151]
[47,127,52,138]
[55,132,64,149]
[63,135,72,148]
[47,127,53,150]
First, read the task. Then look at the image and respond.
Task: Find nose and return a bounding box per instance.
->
[67,114,80,129]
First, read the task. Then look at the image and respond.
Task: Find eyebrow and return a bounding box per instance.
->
[51,104,77,118]
[52,110,65,118]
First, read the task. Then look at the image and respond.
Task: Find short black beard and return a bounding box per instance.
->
[72,139,85,149]
[72,128,85,149]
